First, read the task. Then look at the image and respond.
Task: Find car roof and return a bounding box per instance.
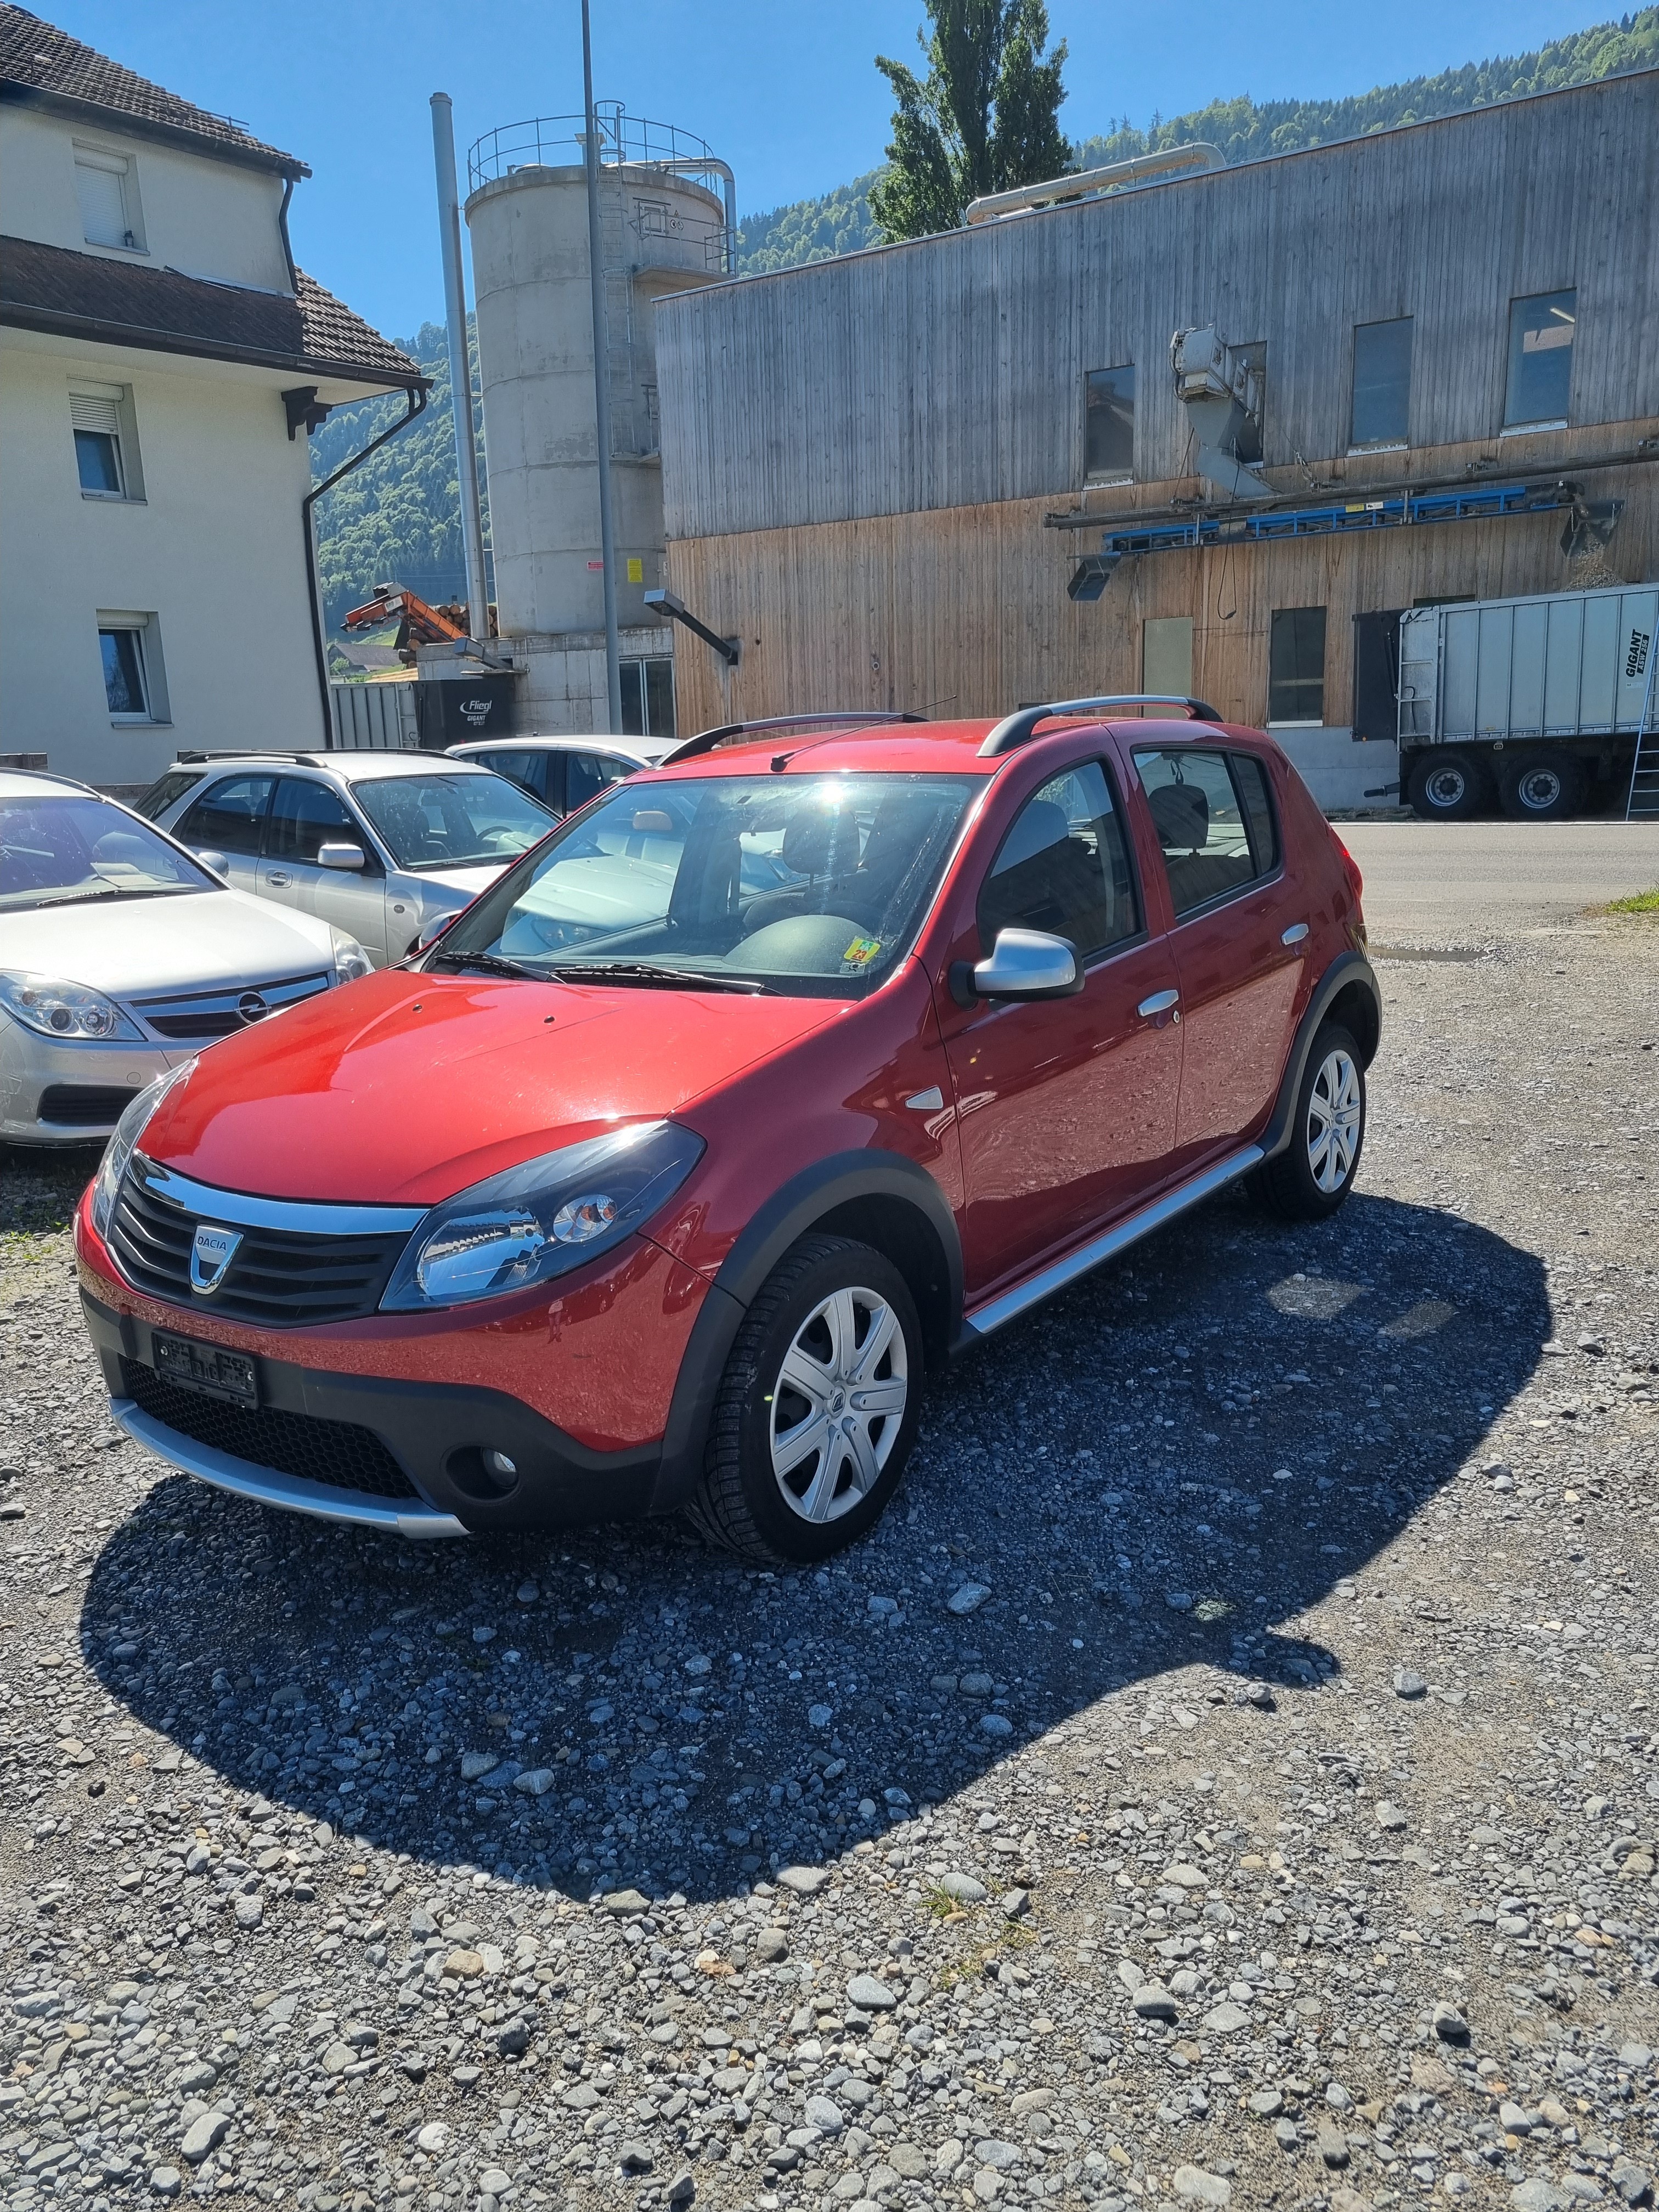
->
[0,768,99,799]
[452,735,669,760]
[641,714,1240,781]
[163,752,495,783]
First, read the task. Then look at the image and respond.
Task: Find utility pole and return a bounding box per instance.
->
[581,0,624,733]
[430,93,492,646]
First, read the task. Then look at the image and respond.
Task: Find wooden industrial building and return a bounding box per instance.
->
[653,69,1658,806]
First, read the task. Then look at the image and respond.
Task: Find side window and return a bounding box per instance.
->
[267,777,363,866]
[134,769,202,822]
[1230,753,1279,873]
[978,761,1139,959]
[1134,748,1262,917]
[567,752,633,811]
[176,774,274,856]
[480,751,545,801]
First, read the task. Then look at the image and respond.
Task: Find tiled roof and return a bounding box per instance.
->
[0,236,425,387]
[0,5,306,175]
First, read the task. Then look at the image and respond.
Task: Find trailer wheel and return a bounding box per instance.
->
[1407,752,1489,821]
[1499,751,1582,822]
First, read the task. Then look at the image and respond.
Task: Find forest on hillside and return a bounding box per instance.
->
[313,10,1658,631]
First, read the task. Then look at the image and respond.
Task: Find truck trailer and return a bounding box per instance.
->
[1354,584,1657,821]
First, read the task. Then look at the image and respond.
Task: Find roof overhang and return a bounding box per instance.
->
[0,79,309,179]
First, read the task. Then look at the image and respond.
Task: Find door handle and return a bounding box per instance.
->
[1281,922,1309,946]
[265,871,292,888]
[1138,988,1180,1018]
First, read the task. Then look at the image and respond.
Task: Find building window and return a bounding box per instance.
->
[70,383,142,499]
[620,656,676,739]
[74,146,143,251]
[1268,606,1326,725]
[1142,615,1194,698]
[98,614,168,723]
[1084,364,1135,479]
[1350,317,1413,448]
[1504,289,1575,428]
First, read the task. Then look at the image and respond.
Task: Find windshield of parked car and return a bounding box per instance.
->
[0,795,213,912]
[353,771,555,872]
[428,772,979,995]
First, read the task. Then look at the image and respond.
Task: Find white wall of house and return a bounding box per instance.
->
[0,332,325,784]
[0,107,292,292]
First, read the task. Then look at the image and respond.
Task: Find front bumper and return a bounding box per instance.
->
[0,1027,186,1145]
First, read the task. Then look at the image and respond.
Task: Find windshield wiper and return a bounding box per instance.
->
[23,886,190,910]
[428,948,542,980]
[549,961,776,995]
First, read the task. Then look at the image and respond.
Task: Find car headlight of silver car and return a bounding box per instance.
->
[329,929,374,984]
[380,1121,706,1312]
[0,969,143,1042]
[89,1058,199,1242]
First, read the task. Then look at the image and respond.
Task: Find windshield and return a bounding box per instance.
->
[353,771,555,872]
[430,772,978,996]
[0,795,212,912]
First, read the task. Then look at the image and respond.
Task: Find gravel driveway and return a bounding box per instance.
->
[3,838,1656,2212]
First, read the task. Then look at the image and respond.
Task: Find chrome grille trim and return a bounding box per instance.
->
[127,969,331,1041]
[131,1156,425,1237]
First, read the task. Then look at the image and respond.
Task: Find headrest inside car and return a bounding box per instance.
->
[630,809,674,833]
[1148,781,1209,851]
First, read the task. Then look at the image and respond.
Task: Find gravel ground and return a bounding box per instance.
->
[2,865,1657,2212]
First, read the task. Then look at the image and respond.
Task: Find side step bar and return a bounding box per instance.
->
[957,1143,1265,1343]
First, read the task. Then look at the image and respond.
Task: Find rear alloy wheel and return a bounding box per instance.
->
[1407,751,1489,821]
[688,1234,922,1562]
[1499,751,1582,822]
[1253,1022,1366,1221]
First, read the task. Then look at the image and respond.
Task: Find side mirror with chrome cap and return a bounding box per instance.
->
[414,910,462,954]
[318,841,366,872]
[950,927,1083,1008]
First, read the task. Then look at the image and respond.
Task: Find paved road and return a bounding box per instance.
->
[1345,817,1659,940]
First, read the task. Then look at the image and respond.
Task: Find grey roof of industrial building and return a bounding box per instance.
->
[0,4,307,174]
[0,235,425,388]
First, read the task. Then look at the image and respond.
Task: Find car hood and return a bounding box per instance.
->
[139,966,850,1204]
[1,889,334,997]
[411,863,515,907]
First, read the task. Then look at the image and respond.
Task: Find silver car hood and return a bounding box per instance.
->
[415,863,512,907]
[0,889,337,997]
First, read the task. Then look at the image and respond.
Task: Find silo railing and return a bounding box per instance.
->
[467,105,736,272]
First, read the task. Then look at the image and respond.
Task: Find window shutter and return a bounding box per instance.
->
[69,391,122,436]
[75,157,128,247]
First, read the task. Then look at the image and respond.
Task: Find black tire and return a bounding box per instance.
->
[1407,751,1489,821]
[1252,1022,1367,1221]
[1498,750,1583,822]
[686,1234,923,1564]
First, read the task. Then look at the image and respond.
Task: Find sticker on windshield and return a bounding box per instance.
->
[842,935,882,968]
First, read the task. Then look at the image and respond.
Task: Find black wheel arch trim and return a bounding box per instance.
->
[1259,949,1381,1163]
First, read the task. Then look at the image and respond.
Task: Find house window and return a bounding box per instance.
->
[98,614,168,723]
[74,146,143,251]
[1350,318,1413,448]
[1084,364,1135,479]
[1268,606,1326,725]
[619,656,676,739]
[1504,289,1575,428]
[70,383,142,499]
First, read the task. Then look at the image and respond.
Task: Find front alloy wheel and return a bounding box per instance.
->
[771,1284,909,1524]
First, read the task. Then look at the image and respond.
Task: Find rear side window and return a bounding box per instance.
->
[134,768,201,821]
[1134,748,1274,917]
[477,750,552,805]
[567,752,633,812]
[978,760,1139,958]
[267,777,366,866]
[1230,753,1279,872]
[176,773,274,856]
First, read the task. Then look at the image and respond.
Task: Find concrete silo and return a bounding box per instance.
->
[464,106,733,737]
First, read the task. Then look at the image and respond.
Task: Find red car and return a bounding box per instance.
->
[76,698,1378,1563]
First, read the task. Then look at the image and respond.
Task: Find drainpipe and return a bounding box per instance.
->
[302,386,428,746]
[431,93,492,645]
[276,175,300,290]
[582,0,623,733]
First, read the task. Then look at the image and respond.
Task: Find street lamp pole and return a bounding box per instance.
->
[581,0,624,735]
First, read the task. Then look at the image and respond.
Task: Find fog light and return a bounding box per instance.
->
[485,1451,517,1480]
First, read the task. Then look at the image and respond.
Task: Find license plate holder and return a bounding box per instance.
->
[151,1331,258,1409]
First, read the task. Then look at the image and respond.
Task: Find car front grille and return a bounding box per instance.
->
[38,1084,139,1126]
[108,1156,412,1328]
[120,1357,417,1500]
[128,969,330,1041]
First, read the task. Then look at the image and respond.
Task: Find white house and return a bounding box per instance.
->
[0,7,427,788]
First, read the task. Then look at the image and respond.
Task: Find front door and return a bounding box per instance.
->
[936,758,1183,1302]
[1128,743,1307,1161]
[258,776,388,960]
[171,771,273,895]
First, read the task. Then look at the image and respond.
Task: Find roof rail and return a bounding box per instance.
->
[979,694,1221,758]
[659,710,926,766]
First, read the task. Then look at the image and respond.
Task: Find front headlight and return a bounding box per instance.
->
[89,1058,198,1241]
[0,970,142,1042]
[329,930,374,985]
[380,1120,705,1312]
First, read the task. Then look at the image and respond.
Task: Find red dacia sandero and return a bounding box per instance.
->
[76,698,1379,1562]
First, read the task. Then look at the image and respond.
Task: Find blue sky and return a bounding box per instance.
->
[46,0,1615,341]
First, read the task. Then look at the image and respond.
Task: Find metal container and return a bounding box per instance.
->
[1399,584,1657,746]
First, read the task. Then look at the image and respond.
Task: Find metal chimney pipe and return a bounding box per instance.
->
[581,0,624,734]
[430,92,491,646]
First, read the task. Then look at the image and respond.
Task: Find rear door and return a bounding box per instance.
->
[171,772,273,894]
[1127,742,1307,1161]
[258,775,389,960]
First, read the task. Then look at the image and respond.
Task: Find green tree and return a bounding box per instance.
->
[868,0,1070,241]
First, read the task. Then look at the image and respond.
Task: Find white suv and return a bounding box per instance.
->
[140,752,556,966]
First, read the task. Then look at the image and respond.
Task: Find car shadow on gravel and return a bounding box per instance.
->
[80,1189,1547,1903]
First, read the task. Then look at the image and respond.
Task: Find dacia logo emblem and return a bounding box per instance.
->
[190,1224,242,1295]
